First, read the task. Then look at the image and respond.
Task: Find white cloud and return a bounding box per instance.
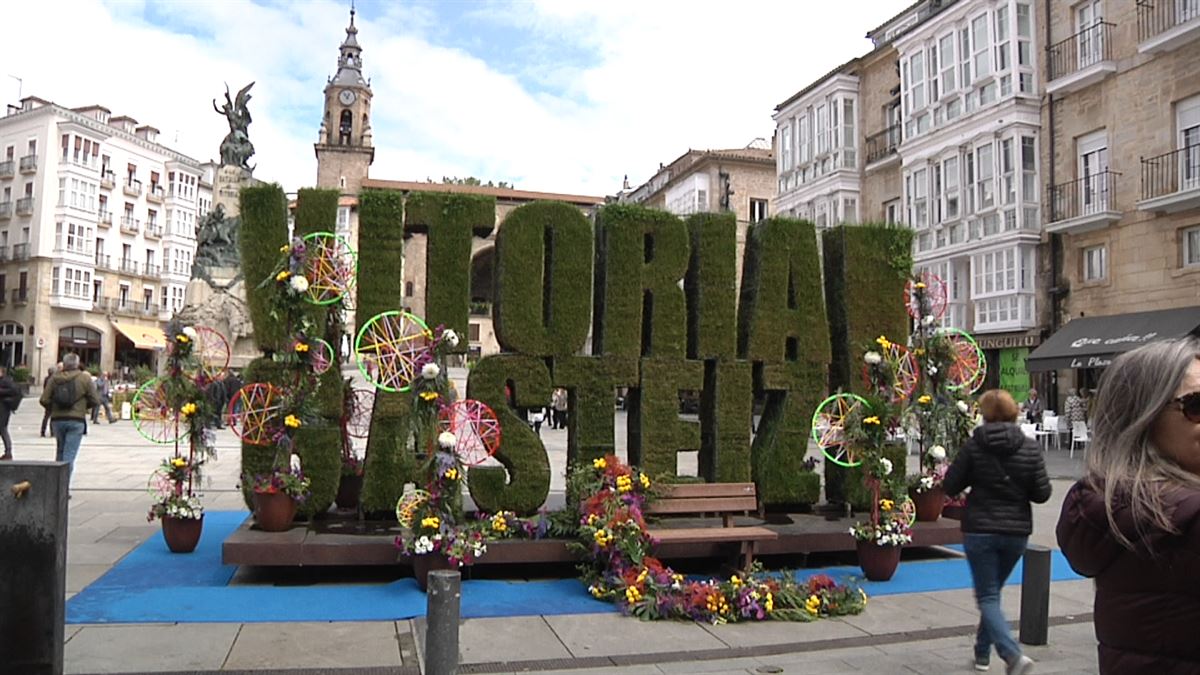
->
[7,0,905,196]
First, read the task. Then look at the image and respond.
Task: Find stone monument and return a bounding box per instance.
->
[177,82,261,368]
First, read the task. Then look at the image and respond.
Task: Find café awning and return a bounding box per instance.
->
[111,322,168,351]
[1025,306,1200,372]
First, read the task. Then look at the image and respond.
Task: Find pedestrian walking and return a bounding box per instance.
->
[40,364,59,437]
[529,408,545,435]
[1064,388,1086,427]
[943,388,1051,674]
[39,354,100,485]
[1023,387,1045,425]
[0,365,19,460]
[552,388,568,429]
[1057,337,1200,673]
[91,371,116,424]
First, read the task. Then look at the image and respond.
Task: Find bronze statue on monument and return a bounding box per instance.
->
[213,82,256,171]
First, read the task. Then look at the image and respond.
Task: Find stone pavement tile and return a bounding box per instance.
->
[223,621,403,669]
[506,666,661,675]
[65,541,138,565]
[64,625,83,643]
[459,616,572,664]
[67,564,112,593]
[698,616,870,648]
[655,656,762,674]
[97,524,157,546]
[64,623,240,674]
[839,593,978,636]
[744,646,888,674]
[1049,579,1095,611]
[842,651,950,674]
[544,613,727,658]
[874,635,972,656]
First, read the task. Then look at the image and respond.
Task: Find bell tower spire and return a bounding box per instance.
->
[315,2,375,195]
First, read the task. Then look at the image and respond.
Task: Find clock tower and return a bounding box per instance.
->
[315,6,374,194]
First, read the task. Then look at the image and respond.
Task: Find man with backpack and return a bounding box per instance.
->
[39,354,99,485]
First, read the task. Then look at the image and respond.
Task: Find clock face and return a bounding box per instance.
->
[339,89,356,105]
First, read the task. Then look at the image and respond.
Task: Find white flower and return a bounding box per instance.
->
[289,275,310,294]
[930,445,947,461]
[928,366,939,375]
[182,326,199,340]
[864,351,883,365]
[957,400,971,414]
[922,315,935,326]
[422,362,440,380]
[438,431,457,449]
[443,329,460,348]
[880,458,894,475]
[413,536,434,555]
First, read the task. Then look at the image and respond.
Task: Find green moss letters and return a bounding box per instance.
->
[684,213,737,360]
[238,185,289,353]
[629,358,703,477]
[551,356,639,466]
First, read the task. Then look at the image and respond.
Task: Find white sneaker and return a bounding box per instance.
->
[1006,654,1034,675]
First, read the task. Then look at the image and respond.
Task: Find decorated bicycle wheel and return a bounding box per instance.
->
[309,337,335,375]
[942,328,987,394]
[437,399,502,467]
[302,231,357,306]
[861,342,920,402]
[226,383,285,446]
[344,388,375,439]
[132,377,185,444]
[355,311,434,393]
[897,496,917,527]
[189,326,230,383]
[811,393,869,468]
[904,272,949,320]
[396,489,431,528]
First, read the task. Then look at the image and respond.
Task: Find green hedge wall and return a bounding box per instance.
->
[700,360,752,482]
[294,425,341,517]
[684,213,737,360]
[360,390,423,515]
[355,189,405,335]
[551,355,639,466]
[293,188,342,337]
[238,356,288,510]
[238,184,289,353]
[737,217,830,368]
[494,201,593,356]
[405,191,495,350]
[752,361,826,508]
[629,358,703,478]
[592,205,689,359]
[465,354,553,514]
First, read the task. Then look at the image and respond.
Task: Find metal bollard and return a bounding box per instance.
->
[425,569,462,675]
[0,461,71,674]
[1019,544,1052,646]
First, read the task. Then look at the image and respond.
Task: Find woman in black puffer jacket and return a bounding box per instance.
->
[944,389,1052,674]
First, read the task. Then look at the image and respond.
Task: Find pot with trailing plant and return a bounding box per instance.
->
[908,443,949,522]
[849,497,913,581]
[148,458,206,553]
[246,462,311,532]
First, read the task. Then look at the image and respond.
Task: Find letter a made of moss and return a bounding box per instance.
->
[629,357,702,478]
[238,184,289,353]
[355,189,405,335]
[551,355,639,466]
[684,213,737,360]
[493,201,593,356]
[404,191,495,352]
[592,205,688,359]
[465,354,552,514]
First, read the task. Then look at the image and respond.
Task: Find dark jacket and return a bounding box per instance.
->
[943,422,1052,535]
[1057,480,1200,674]
[39,369,99,421]
[0,374,18,411]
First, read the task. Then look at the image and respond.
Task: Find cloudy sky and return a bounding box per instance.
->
[8,0,906,196]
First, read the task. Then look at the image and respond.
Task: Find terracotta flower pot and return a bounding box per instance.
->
[856,539,902,581]
[335,473,364,510]
[911,485,946,522]
[162,514,203,553]
[253,491,298,532]
[412,554,455,592]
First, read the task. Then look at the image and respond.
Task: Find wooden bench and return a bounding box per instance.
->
[645,483,778,570]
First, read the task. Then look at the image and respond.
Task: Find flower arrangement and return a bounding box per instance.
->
[394,448,488,566]
[245,465,312,500]
[849,499,913,546]
[573,455,867,623]
[148,456,205,522]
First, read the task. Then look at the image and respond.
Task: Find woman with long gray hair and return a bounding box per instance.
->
[1057,336,1200,673]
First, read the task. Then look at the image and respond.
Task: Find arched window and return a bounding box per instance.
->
[339,109,353,145]
[58,325,102,369]
[0,322,25,369]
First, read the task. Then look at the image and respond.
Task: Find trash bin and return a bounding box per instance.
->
[121,401,133,420]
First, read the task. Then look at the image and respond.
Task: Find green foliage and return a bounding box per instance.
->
[405,191,495,351]
[823,224,913,393]
[684,213,737,360]
[592,205,689,359]
[10,366,30,384]
[313,366,345,419]
[700,360,752,482]
[361,390,423,515]
[133,365,155,385]
[293,188,341,237]
[237,356,288,509]
[294,425,341,517]
[629,358,702,478]
[239,184,290,352]
[355,189,405,336]
[465,354,552,514]
[846,444,908,511]
[493,201,593,356]
[752,362,826,507]
[551,355,639,466]
[737,217,830,368]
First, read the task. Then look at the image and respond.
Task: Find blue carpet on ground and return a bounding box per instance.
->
[67,511,1083,624]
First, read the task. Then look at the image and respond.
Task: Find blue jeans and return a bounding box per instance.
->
[963,532,1028,663]
[52,419,86,485]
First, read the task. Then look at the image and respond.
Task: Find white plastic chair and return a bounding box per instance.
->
[1020,423,1038,440]
[1041,415,1061,451]
[1071,421,1090,458]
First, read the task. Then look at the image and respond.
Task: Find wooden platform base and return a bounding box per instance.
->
[222,513,964,567]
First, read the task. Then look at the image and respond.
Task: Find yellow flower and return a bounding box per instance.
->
[671,573,684,583]
[586,513,599,526]
[419,391,439,402]
[444,468,459,481]
[589,585,605,598]
[592,457,607,470]
[593,529,610,547]
[639,474,651,489]
[294,342,310,353]
[914,281,927,289]
[863,416,881,425]
[805,594,821,615]
[179,402,198,416]
[880,499,894,512]
[636,568,649,584]
[859,588,869,606]
[616,475,633,493]
[875,335,892,350]
[914,348,926,356]
[730,575,743,588]
[491,515,507,532]
[279,244,290,253]
[276,270,290,282]
[284,414,302,429]
[765,592,775,612]
[918,394,932,404]
[625,586,642,603]
[421,516,440,529]
[171,457,187,468]
[176,334,190,344]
